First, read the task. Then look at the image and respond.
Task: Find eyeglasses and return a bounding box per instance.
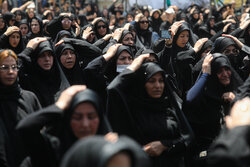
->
[139,21,149,24]
[0,65,19,71]
[62,20,72,24]
[97,25,107,29]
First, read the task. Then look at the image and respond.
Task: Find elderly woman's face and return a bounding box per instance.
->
[117,51,133,65]
[70,102,99,139]
[0,56,18,86]
[60,49,76,69]
[145,72,164,98]
[122,33,134,46]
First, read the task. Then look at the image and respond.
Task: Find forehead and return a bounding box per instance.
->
[31,19,39,23]
[0,56,16,65]
[73,102,97,113]
[179,30,189,35]
[97,21,105,25]
[119,50,131,57]
[140,17,148,21]
[123,33,133,38]
[225,45,236,50]
[10,32,20,36]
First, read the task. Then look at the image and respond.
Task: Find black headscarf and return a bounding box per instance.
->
[211,36,236,53]
[3,12,15,26]
[105,45,134,83]
[55,42,85,85]
[59,89,111,157]
[0,14,7,36]
[60,136,150,167]
[53,30,72,47]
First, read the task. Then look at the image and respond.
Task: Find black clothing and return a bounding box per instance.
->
[107,63,192,167]
[18,41,70,107]
[61,136,151,167]
[16,89,111,167]
[158,22,196,98]
[0,80,41,167]
[53,30,72,47]
[3,12,15,26]
[207,126,250,167]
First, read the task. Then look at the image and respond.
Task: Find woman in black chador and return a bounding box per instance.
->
[17,86,111,167]
[107,54,193,167]
[18,39,69,107]
[0,49,41,167]
[184,53,243,167]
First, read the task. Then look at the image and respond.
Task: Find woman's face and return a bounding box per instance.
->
[27,9,35,19]
[60,49,76,69]
[15,13,22,22]
[217,66,231,86]
[209,19,215,28]
[145,72,164,98]
[31,19,40,34]
[20,24,29,36]
[0,18,5,29]
[97,21,107,37]
[37,51,53,70]
[127,14,133,22]
[139,17,149,30]
[122,33,134,46]
[61,17,72,30]
[0,56,18,86]
[106,153,131,167]
[9,32,20,48]
[117,51,133,65]
[153,11,160,19]
[176,30,189,48]
[70,102,99,139]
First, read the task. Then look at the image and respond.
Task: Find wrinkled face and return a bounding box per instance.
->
[97,21,107,37]
[0,56,18,86]
[117,51,133,65]
[122,33,134,46]
[176,30,189,48]
[107,153,131,167]
[0,18,5,29]
[62,18,72,30]
[217,66,231,86]
[70,102,99,139]
[145,72,164,98]
[20,24,29,36]
[37,51,53,70]
[31,19,40,34]
[153,11,160,19]
[9,32,20,48]
[60,49,76,69]
[209,19,215,28]
[139,17,149,30]
[222,45,238,56]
